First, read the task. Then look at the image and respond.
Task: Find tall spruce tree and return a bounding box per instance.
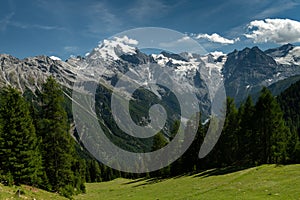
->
[38,77,82,196]
[238,96,255,163]
[0,87,42,186]
[254,87,289,164]
[216,97,239,167]
[150,131,170,177]
[180,113,204,172]
[277,81,300,163]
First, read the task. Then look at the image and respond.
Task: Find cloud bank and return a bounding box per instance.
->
[245,18,300,44]
[193,33,239,44]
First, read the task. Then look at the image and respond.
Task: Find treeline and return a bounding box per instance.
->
[0,77,144,198]
[148,87,300,177]
[0,77,85,198]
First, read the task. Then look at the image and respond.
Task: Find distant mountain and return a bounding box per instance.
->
[222,47,277,102]
[68,37,221,151]
[223,44,300,103]
[268,75,300,96]
[265,43,295,58]
[0,54,76,92]
[1,40,300,135]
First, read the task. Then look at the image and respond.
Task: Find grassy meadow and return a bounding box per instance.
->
[1,164,299,199]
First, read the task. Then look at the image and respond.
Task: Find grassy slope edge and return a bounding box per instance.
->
[1,165,299,199]
[76,164,300,200]
[0,184,68,200]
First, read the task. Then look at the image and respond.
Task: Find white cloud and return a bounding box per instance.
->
[11,22,66,31]
[245,18,300,44]
[114,36,138,45]
[127,0,168,20]
[0,12,14,31]
[159,36,191,48]
[255,1,299,18]
[159,36,207,54]
[85,2,121,35]
[193,33,239,44]
[64,46,79,53]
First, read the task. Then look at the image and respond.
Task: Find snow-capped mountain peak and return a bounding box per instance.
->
[90,36,138,61]
[209,51,226,60]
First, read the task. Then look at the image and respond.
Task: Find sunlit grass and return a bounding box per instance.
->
[75,164,300,200]
[1,165,299,199]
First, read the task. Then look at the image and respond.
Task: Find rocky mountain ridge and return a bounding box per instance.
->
[1,39,300,104]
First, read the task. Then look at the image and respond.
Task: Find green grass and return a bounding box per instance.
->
[0,184,67,200]
[1,165,299,199]
[75,164,300,200]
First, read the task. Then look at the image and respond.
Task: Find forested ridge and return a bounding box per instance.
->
[0,77,300,198]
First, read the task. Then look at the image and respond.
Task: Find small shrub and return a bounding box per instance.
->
[59,184,74,199]
[0,172,14,186]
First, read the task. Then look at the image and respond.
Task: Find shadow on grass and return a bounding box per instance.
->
[129,165,255,188]
[192,165,254,178]
[122,178,148,185]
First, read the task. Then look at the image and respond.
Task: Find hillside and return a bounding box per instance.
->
[0,184,67,200]
[74,165,300,200]
[1,165,298,199]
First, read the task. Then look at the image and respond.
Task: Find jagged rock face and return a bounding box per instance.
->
[265,43,295,58]
[222,47,278,102]
[0,54,77,92]
[222,45,300,103]
[265,44,300,79]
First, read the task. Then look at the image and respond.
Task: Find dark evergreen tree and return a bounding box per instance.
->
[277,81,300,163]
[88,160,102,182]
[38,77,84,196]
[0,87,43,186]
[180,113,204,172]
[150,131,170,177]
[151,132,168,151]
[254,87,289,164]
[215,97,239,167]
[237,96,255,163]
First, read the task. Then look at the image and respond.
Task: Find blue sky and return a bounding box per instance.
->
[1,0,300,60]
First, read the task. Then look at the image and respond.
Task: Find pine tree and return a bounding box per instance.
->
[88,160,102,182]
[0,87,42,186]
[277,81,300,163]
[238,96,255,163]
[38,77,82,195]
[180,113,204,172]
[150,131,169,177]
[216,97,239,166]
[254,87,289,164]
[151,132,168,151]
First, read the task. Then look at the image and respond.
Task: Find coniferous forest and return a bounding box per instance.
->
[0,77,300,198]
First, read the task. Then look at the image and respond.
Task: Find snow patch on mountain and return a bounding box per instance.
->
[201,52,226,73]
[210,51,226,59]
[274,46,300,66]
[152,53,198,72]
[50,56,62,61]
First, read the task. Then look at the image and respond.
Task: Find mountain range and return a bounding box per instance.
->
[1,38,300,149]
[1,39,300,101]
